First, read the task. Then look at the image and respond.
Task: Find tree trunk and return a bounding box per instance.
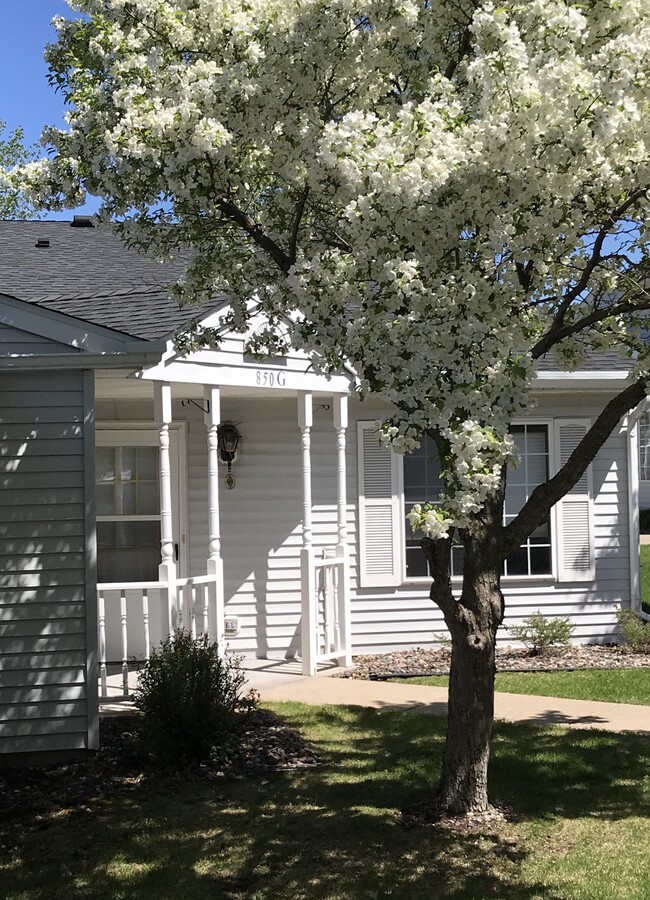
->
[422,499,505,817]
[436,576,501,815]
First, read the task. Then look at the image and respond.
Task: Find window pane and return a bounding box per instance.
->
[527,454,548,484]
[505,547,528,576]
[406,546,428,578]
[530,546,552,574]
[505,484,527,515]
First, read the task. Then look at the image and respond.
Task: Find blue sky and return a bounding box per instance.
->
[0,1,97,218]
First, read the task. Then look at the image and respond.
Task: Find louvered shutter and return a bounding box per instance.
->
[554,419,595,582]
[357,421,401,587]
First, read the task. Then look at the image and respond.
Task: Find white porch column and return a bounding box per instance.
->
[205,386,226,654]
[298,392,317,675]
[334,395,352,667]
[154,382,178,637]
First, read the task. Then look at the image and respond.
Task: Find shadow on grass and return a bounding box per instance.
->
[2,705,649,899]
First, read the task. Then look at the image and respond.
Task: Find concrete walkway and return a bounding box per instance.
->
[257,670,650,734]
[99,661,650,734]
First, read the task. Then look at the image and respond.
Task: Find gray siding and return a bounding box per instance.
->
[0,323,81,356]
[0,371,96,756]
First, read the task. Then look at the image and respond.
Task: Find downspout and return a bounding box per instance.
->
[627,400,650,621]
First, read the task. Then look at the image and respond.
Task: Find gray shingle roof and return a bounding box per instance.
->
[0,220,223,340]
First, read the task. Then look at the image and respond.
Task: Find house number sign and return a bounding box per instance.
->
[255,369,287,387]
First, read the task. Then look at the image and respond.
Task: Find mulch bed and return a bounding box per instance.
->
[0,709,320,823]
[340,643,650,680]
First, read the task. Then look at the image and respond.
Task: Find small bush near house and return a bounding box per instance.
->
[508,611,574,656]
[617,609,650,653]
[134,629,253,764]
[639,509,650,534]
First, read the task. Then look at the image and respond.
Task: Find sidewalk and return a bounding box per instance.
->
[258,671,650,734]
[98,662,650,734]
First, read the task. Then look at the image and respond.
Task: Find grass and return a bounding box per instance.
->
[641,543,650,614]
[2,703,650,899]
[397,668,650,705]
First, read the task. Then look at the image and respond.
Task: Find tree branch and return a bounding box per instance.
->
[288,185,309,266]
[215,197,292,274]
[502,378,648,556]
[531,187,649,358]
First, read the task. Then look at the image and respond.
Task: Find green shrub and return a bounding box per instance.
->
[134,629,253,763]
[639,509,650,534]
[616,609,650,652]
[508,611,574,656]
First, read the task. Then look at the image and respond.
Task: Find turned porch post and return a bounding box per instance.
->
[334,394,352,667]
[154,381,178,637]
[298,392,317,675]
[205,386,226,654]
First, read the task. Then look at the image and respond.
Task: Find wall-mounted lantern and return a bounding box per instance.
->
[217,422,241,489]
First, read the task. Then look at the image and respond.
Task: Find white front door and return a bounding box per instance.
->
[95,426,187,583]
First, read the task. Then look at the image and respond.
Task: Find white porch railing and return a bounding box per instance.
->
[313,555,345,663]
[97,574,218,700]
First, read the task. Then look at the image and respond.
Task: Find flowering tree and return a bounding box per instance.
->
[0,120,41,219]
[19,0,650,817]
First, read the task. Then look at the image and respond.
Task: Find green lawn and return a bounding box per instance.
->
[2,704,650,899]
[398,668,650,705]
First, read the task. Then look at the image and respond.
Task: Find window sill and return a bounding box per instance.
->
[402,575,557,586]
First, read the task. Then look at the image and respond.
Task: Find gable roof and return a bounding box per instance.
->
[0,219,222,340]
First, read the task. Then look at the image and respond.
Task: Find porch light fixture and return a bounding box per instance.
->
[217,422,241,490]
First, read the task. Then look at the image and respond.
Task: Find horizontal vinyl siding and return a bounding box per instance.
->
[348,402,631,654]
[100,392,633,660]
[0,371,91,756]
[0,324,80,356]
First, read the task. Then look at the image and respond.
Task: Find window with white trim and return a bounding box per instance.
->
[403,424,552,579]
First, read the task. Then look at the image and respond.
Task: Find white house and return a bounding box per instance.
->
[0,219,645,762]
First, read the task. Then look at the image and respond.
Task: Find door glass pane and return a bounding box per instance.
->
[97,521,161,583]
[137,482,159,516]
[119,447,136,480]
[96,448,115,483]
[136,447,158,481]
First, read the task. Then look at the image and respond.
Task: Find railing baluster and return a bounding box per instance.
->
[98,590,107,699]
[203,584,209,637]
[191,582,197,639]
[142,589,150,660]
[333,565,341,654]
[120,590,129,697]
[178,582,184,632]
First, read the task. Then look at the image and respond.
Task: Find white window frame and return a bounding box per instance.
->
[95,423,188,578]
[401,418,557,585]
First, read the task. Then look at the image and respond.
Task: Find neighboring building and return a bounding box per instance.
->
[638,410,650,512]
[0,219,644,761]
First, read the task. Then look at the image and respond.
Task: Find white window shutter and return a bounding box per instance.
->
[554,419,595,582]
[357,421,401,587]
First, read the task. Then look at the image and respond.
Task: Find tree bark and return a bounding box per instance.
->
[422,495,505,816]
[435,568,502,814]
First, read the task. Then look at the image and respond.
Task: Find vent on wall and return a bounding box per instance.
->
[35,238,50,248]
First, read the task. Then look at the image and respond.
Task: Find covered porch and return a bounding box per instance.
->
[95,352,353,700]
